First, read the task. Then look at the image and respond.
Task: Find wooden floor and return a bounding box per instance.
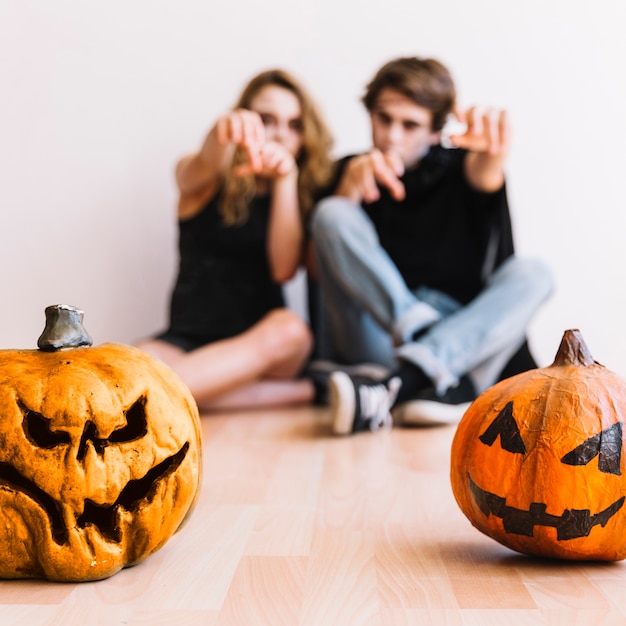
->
[2,405,626,625]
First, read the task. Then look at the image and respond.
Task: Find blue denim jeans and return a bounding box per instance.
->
[311,196,553,394]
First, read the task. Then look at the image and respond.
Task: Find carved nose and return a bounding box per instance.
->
[76,397,149,461]
[77,421,106,461]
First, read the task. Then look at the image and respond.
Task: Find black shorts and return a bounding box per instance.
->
[154,330,215,353]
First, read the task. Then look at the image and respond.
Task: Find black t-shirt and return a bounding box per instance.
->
[166,193,284,344]
[333,146,514,305]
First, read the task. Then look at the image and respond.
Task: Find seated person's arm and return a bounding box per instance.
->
[176,110,265,219]
[335,149,406,204]
[262,145,304,283]
[449,106,510,193]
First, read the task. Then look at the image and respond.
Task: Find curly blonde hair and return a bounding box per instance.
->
[220,69,334,225]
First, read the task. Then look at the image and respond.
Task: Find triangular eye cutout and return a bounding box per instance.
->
[479,401,527,454]
[561,422,622,475]
[109,396,148,444]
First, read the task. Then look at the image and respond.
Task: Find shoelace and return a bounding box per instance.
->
[358,376,402,431]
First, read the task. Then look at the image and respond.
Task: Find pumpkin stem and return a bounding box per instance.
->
[552,329,598,367]
[37,304,93,352]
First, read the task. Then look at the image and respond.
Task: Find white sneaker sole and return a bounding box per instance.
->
[329,371,356,435]
[392,399,472,426]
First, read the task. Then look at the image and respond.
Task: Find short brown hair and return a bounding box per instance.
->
[362,57,456,131]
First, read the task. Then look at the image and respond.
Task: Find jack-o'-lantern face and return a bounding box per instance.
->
[0,306,202,581]
[451,330,626,561]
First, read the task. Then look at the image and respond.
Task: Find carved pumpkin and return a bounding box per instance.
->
[0,305,202,581]
[451,329,626,561]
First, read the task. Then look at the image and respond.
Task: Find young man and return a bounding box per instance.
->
[311,57,553,434]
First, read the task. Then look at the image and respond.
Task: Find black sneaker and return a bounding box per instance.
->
[303,368,332,406]
[329,372,401,435]
[392,375,476,426]
[304,360,391,406]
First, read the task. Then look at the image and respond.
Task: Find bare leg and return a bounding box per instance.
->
[136,308,314,410]
[199,379,315,411]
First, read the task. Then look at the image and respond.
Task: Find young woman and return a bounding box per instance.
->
[137,69,334,411]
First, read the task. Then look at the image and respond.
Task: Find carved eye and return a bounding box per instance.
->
[22,407,71,449]
[479,401,527,454]
[561,422,622,475]
[108,396,148,444]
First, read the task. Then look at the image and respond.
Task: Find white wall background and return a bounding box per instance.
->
[2,0,626,373]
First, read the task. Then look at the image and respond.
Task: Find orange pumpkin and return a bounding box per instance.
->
[0,305,202,581]
[451,329,626,560]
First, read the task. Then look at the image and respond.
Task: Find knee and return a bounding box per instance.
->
[262,309,312,361]
[311,197,341,239]
[502,257,554,302]
[522,258,554,300]
[311,196,368,243]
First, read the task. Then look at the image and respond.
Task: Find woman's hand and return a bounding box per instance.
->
[234,141,296,179]
[215,109,266,173]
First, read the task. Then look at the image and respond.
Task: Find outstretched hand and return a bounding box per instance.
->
[234,141,296,178]
[215,109,296,179]
[335,149,406,204]
[215,109,266,174]
[447,106,511,156]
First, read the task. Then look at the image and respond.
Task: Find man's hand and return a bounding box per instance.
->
[446,106,511,192]
[335,149,406,204]
[447,106,511,157]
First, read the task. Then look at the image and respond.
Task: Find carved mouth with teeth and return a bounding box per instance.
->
[468,474,625,540]
[0,443,189,545]
[0,394,191,547]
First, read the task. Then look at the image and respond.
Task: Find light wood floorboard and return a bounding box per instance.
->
[1,406,626,625]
